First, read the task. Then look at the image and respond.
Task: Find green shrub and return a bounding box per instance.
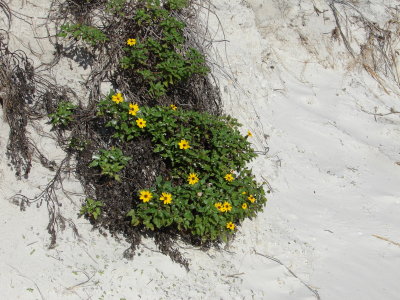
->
[80,198,104,220]
[106,0,127,14]
[49,101,77,127]
[58,23,108,46]
[89,147,131,181]
[143,0,188,10]
[165,0,189,10]
[97,91,267,241]
[120,4,208,97]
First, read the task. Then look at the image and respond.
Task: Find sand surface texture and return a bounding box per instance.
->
[1,0,400,299]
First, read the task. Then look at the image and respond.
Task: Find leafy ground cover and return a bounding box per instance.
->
[3,0,268,268]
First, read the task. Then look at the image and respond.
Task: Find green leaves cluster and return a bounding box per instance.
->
[106,0,127,14]
[120,4,208,97]
[130,171,265,241]
[57,1,203,98]
[96,92,267,241]
[49,101,77,127]
[58,23,108,46]
[89,147,131,181]
[164,0,188,10]
[80,198,104,220]
[142,0,188,10]
[56,0,267,243]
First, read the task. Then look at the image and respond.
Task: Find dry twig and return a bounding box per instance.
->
[254,250,321,300]
[372,234,400,248]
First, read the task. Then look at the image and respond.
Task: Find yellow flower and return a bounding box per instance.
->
[226,222,235,230]
[187,173,199,185]
[242,191,247,195]
[247,130,253,137]
[129,103,139,115]
[160,192,172,204]
[129,103,139,111]
[223,201,232,212]
[136,118,146,128]
[214,202,222,210]
[224,173,234,182]
[242,203,248,209]
[170,104,177,110]
[219,206,227,213]
[248,195,256,203]
[178,139,190,150]
[112,93,124,104]
[127,38,137,46]
[139,190,152,203]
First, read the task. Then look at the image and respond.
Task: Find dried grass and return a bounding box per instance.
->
[329,0,400,94]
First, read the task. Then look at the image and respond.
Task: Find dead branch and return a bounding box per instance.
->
[0,0,12,30]
[328,1,355,58]
[372,234,400,247]
[329,0,400,93]
[11,155,80,249]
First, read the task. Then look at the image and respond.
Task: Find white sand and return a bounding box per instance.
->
[1,0,400,299]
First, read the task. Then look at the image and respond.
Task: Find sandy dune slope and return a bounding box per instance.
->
[1,0,400,299]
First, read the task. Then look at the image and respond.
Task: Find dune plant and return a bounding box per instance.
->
[58,23,108,46]
[96,91,267,241]
[165,0,188,10]
[80,198,104,220]
[106,0,127,14]
[120,1,208,97]
[53,0,266,248]
[57,0,207,98]
[49,101,77,127]
[89,147,131,181]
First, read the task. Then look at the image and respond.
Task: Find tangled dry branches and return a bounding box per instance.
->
[329,0,400,94]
